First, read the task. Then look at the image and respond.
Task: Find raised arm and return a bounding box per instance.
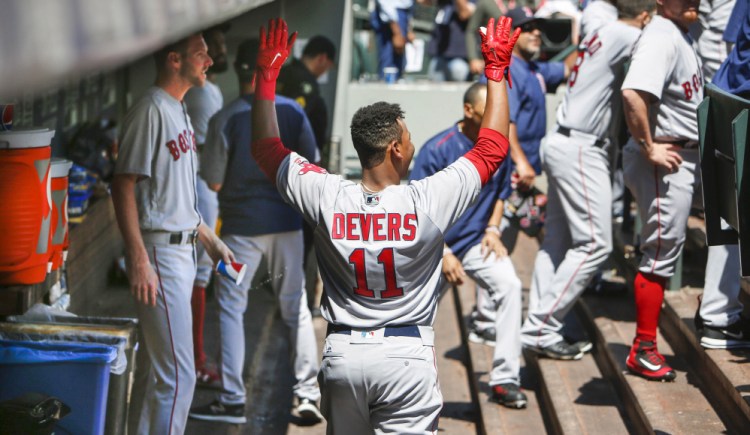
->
[251,18,298,183]
[464,17,520,185]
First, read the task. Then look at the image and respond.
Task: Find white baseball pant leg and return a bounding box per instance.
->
[127,243,197,435]
[319,331,442,434]
[522,132,612,348]
[194,177,218,287]
[461,243,522,385]
[701,244,744,327]
[217,231,320,405]
[622,141,700,278]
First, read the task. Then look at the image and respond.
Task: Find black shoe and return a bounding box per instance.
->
[468,326,496,346]
[564,336,593,354]
[189,400,246,424]
[526,341,584,360]
[296,398,323,423]
[700,317,750,349]
[490,383,527,409]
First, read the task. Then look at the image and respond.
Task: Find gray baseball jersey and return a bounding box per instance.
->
[558,21,642,138]
[580,0,618,38]
[622,15,704,142]
[116,86,200,435]
[522,20,641,349]
[691,0,736,81]
[277,154,482,328]
[115,86,202,232]
[184,81,223,145]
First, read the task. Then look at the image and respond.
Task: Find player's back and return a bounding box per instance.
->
[278,153,483,328]
[556,21,641,138]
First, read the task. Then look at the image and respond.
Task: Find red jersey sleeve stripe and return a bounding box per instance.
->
[463,128,510,185]
[251,137,291,185]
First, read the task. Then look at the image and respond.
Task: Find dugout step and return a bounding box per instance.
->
[660,287,750,433]
[453,282,547,435]
[577,294,727,434]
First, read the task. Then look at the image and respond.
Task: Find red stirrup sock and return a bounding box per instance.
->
[634,272,667,342]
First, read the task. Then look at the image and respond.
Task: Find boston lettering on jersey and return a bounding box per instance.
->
[569,32,603,88]
[166,129,197,161]
[681,72,702,100]
[331,213,417,241]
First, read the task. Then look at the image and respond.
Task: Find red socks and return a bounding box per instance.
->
[634,272,667,342]
[191,286,206,367]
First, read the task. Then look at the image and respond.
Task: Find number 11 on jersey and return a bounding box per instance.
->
[348,248,404,299]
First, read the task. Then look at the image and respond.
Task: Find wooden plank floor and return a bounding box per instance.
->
[583,293,727,434]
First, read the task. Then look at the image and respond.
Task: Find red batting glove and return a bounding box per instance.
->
[256,18,298,101]
[479,17,521,87]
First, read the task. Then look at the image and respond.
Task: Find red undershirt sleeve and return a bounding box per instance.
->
[463,128,510,185]
[251,137,291,185]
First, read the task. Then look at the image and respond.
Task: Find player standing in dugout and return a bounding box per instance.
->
[248,16,518,433]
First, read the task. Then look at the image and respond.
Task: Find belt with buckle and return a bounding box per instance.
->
[663,139,698,148]
[142,230,198,246]
[326,324,421,338]
[557,126,607,148]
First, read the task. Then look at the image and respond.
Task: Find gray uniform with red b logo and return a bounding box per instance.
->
[277,152,483,433]
[622,15,704,278]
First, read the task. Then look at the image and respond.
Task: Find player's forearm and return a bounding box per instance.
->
[622,89,654,151]
[488,200,504,228]
[252,76,290,184]
[508,123,530,166]
[481,79,509,137]
[111,175,149,264]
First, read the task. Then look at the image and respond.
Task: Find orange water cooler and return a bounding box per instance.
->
[49,158,73,272]
[0,129,55,285]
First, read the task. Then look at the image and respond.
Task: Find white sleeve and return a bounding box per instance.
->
[276,152,342,223]
[622,30,674,100]
[407,157,482,233]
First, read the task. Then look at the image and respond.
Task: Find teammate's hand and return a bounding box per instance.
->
[514,160,536,190]
[479,17,521,85]
[469,59,485,75]
[256,18,297,92]
[645,142,683,172]
[480,230,508,261]
[127,256,158,307]
[442,253,466,285]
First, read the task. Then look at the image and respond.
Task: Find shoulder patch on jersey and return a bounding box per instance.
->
[295,96,307,108]
[294,156,327,175]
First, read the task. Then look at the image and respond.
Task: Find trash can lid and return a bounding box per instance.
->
[0,128,55,150]
[0,339,117,365]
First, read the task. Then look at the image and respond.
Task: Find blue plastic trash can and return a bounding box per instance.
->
[0,339,117,435]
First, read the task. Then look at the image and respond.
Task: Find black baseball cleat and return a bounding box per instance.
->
[296,397,324,423]
[699,318,750,349]
[626,339,676,382]
[526,340,584,360]
[468,325,497,347]
[564,335,593,354]
[189,400,247,424]
[490,383,527,409]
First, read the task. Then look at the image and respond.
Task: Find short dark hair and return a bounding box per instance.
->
[350,102,405,169]
[463,82,486,106]
[153,35,194,71]
[618,0,655,19]
[234,38,260,84]
[302,36,336,62]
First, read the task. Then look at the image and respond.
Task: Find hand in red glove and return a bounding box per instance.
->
[256,18,298,101]
[479,17,521,87]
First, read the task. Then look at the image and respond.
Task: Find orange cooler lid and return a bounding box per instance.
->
[0,128,55,149]
[50,158,73,178]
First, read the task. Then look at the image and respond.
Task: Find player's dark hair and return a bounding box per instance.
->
[302,36,336,62]
[350,102,405,169]
[153,35,194,71]
[234,38,260,84]
[617,0,655,19]
[463,82,486,106]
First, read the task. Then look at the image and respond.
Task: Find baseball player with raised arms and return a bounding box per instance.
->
[621,0,703,381]
[111,33,234,435]
[250,17,517,433]
[521,0,654,360]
